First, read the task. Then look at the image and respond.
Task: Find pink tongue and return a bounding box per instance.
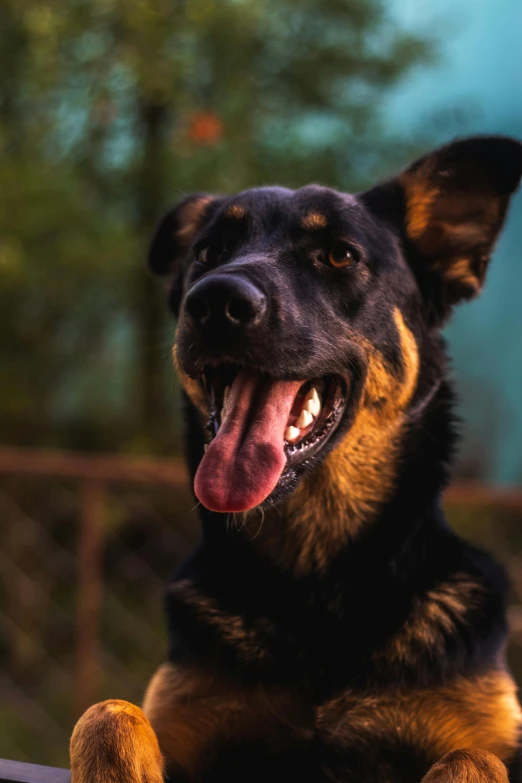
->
[194,371,302,513]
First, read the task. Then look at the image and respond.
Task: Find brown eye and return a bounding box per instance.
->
[328,244,359,269]
[196,245,222,265]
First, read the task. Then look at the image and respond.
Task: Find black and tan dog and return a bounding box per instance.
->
[71,136,522,783]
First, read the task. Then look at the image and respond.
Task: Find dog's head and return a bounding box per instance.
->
[150,137,522,516]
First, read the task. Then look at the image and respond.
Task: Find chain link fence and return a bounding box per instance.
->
[1,448,522,768]
[0,449,197,767]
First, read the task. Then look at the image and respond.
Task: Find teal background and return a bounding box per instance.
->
[390,0,522,482]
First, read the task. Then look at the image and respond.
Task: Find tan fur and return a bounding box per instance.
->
[399,168,441,248]
[421,749,509,783]
[385,573,484,665]
[71,670,518,782]
[142,663,312,778]
[433,256,483,297]
[399,167,504,296]
[317,670,521,766]
[256,307,419,574]
[301,211,328,230]
[225,203,247,219]
[70,700,164,783]
[176,195,215,241]
[172,342,209,420]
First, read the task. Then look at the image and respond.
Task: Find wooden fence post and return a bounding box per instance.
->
[74,479,105,718]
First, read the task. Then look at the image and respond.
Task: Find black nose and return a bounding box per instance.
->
[184,275,267,330]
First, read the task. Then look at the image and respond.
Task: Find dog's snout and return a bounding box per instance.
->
[184,275,267,331]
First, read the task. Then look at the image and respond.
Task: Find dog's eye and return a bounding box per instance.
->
[327,243,359,269]
[195,245,220,265]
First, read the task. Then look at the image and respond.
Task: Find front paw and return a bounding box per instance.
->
[421,749,508,783]
[70,700,164,783]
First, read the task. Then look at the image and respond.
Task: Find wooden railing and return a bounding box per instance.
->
[0,759,70,783]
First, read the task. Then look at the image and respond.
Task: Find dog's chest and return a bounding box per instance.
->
[166,570,399,688]
[156,674,520,783]
[164,569,520,782]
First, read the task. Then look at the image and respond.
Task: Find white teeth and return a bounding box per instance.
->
[303,400,314,413]
[224,386,231,403]
[284,425,300,443]
[221,407,226,422]
[204,444,208,452]
[296,409,313,429]
[304,387,321,417]
[284,387,321,446]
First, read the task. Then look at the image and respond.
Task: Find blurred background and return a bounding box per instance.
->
[0,0,521,768]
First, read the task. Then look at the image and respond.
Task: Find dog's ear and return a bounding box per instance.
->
[149,193,218,275]
[362,136,522,318]
[148,193,218,312]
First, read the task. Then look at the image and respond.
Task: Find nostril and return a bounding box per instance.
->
[225,296,256,325]
[186,294,210,325]
[185,275,266,331]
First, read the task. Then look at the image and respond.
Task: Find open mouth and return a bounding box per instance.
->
[194,365,348,513]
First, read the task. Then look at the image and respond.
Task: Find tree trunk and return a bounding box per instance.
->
[134,100,172,450]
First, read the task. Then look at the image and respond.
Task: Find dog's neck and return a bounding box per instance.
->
[195,377,456,577]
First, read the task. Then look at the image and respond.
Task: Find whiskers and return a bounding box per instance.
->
[189,505,266,541]
[225,508,266,539]
[250,507,265,539]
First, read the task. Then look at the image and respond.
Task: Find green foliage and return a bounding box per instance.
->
[0,0,433,452]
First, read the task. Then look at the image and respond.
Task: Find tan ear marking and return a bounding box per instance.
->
[434,257,481,294]
[396,138,522,303]
[177,196,215,241]
[398,169,441,245]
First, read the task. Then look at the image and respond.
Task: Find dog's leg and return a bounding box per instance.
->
[70,699,164,783]
[421,749,508,783]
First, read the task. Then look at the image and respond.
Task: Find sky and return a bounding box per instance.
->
[386,0,522,483]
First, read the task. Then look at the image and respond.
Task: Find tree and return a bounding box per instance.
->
[0,0,432,452]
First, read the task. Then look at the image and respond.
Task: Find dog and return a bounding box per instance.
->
[70,136,522,783]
